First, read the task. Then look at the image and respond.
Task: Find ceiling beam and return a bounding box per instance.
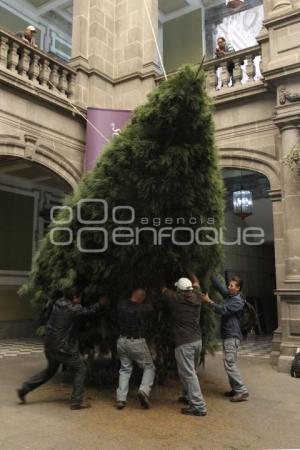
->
[36,0,71,16]
[32,176,52,182]
[185,0,203,7]
[54,8,73,23]
[0,162,30,174]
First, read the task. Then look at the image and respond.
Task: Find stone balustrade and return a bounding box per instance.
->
[0,28,76,101]
[203,45,263,95]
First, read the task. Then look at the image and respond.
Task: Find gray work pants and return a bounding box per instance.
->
[223,337,248,394]
[22,349,87,406]
[174,340,207,412]
[116,337,155,402]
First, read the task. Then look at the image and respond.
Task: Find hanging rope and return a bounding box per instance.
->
[143,0,168,81]
[44,0,168,140]
[47,79,110,144]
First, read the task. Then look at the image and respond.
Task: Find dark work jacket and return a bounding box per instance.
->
[44,298,100,355]
[162,287,202,347]
[211,276,244,341]
[117,299,153,338]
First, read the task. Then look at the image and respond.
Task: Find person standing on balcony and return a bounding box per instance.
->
[215,37,235,89]
[215,36,235,58]
[16,25,38,48]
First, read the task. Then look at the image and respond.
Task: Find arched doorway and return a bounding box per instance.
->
[222,168,277,335]
[0,156,73,338]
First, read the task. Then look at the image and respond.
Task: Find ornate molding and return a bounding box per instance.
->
[24,134,38,160]
[279,86,300,104]
[0,135,80,189]
[268,188,282,202]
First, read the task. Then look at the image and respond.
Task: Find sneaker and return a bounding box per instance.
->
[137,390,150,409]
[70,401,91,410]
[17,389,27,404]
[181,406,207,416]
[116,401,126,410]
[230,393,249,402]
[224,390,236,397]
[178,396,189,405]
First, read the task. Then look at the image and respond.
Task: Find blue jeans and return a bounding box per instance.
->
[116,337,155,402]
[175,340,207,412]
[223,338,248,394]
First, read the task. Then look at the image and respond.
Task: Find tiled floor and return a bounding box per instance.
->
[0,335,273,359]
[0,338,44,358]
[215,334,272,359]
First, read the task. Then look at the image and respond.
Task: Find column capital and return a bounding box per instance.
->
[273,114,300,130]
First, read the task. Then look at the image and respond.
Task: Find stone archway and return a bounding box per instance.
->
[0,134,81,191]
[0,141,81,338]
[219,147,281,192]
[219,148,283,351]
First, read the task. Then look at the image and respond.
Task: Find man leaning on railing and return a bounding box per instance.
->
[15,25,38,48]
[215,36,235,90]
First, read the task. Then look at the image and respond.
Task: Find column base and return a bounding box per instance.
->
[277,340,300,372]
[271,328,282,365]
[278,355,294,373]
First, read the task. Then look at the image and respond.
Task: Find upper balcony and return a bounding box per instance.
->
[203,44,266,104]
[155,44,266,105]
[0,28,77,112]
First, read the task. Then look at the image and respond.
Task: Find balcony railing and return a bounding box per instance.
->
[0,28,76,101]
[203,45,263,95]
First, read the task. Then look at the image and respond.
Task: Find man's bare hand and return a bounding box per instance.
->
[201,292,212,304]
[189,273,200,287]
[99,295,109,305]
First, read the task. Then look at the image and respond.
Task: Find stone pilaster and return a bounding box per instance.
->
[114,0,160,109]
[70,0,160,109]
[69,0,90,108]
[269,189,284,364]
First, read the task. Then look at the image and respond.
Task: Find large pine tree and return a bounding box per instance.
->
[22,65,224,381]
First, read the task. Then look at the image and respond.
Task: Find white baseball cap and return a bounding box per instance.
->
[26,25,37,32]
[174,278,193,291]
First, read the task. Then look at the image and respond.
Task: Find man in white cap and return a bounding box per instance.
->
[161,274,207,416]
[16,25,38,47]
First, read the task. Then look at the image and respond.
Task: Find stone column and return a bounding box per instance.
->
[280,124,300,282]
[274,120,300,372]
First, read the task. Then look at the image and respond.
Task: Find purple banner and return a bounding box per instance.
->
[85,108,132,171]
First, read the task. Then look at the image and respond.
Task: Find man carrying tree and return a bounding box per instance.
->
[161,275,207,417]
[201,275,249,402]
[17,287,105,410]
[116,288,155,410]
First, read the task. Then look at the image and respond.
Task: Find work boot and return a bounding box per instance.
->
[116,401,126,410]
[17,388,27,404]
[178,396,189,405]
[181,406,207,416]
[230,392,249,402]
[224,390,236,397]
[70,401,91,410]
[137,390,150,409]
